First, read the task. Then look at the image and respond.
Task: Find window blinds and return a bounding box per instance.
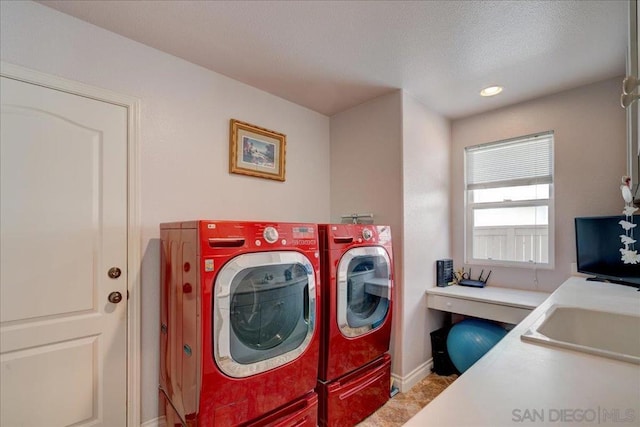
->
[465,132,554,190]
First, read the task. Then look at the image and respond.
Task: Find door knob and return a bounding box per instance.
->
[108,291,123,304]
[108,267,122,279]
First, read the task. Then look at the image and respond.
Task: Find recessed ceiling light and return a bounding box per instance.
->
[480,86,503,97]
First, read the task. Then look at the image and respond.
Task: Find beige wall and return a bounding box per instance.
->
[329,92,404,226]
[401,93,450,379]
[329,91,404,374]
[450,78,626,293]
[1,1,330,423]
[330,91,451,384]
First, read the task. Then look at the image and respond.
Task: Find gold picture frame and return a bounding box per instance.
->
[229,119,286,181]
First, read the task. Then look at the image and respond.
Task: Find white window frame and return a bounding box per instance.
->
[464,132,555,269]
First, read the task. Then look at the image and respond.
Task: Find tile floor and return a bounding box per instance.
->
[357,373,458,426]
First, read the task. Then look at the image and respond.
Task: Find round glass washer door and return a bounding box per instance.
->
[336,246,391,338]
[213,251,316,378]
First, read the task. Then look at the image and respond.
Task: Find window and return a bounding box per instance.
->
[465,132,554,268]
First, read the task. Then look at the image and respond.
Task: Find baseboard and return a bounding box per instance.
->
[141,416,166,427]
[391,358,433,393]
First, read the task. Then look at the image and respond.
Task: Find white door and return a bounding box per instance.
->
[0,76,128,426]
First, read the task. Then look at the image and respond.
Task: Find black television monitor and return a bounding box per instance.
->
[575,215,640,287]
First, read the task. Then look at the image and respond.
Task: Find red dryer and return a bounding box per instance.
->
[159,221,321,426]
[316,224,394,426]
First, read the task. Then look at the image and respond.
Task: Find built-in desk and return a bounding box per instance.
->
[426,285,550,324]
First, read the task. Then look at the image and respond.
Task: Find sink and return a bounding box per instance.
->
[521,305,640,364]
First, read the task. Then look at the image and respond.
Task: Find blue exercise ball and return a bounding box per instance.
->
[446,319,507,373]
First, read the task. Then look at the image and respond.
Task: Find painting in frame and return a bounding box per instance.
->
[229,119,286,182]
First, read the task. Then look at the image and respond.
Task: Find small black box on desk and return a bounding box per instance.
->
[436,259,453,287]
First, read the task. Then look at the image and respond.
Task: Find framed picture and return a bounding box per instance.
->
[229,119,286,181]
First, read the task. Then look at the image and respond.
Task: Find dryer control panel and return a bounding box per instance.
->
[326,224,392,246]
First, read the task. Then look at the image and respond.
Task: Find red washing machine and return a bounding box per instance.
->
[316,224,394,426]
[159,221,321,426]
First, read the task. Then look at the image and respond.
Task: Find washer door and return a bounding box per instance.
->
[213,251,316,378]
[337,247,391,338]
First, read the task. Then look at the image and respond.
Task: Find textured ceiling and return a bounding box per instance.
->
[38,0,628,118]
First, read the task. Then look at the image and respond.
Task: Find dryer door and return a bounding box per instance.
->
[337,247,392,338]
[213,251,316,378]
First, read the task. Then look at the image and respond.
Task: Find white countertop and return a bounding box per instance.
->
[406,277,640,427]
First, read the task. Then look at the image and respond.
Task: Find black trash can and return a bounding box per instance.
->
[430,326,459,376]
